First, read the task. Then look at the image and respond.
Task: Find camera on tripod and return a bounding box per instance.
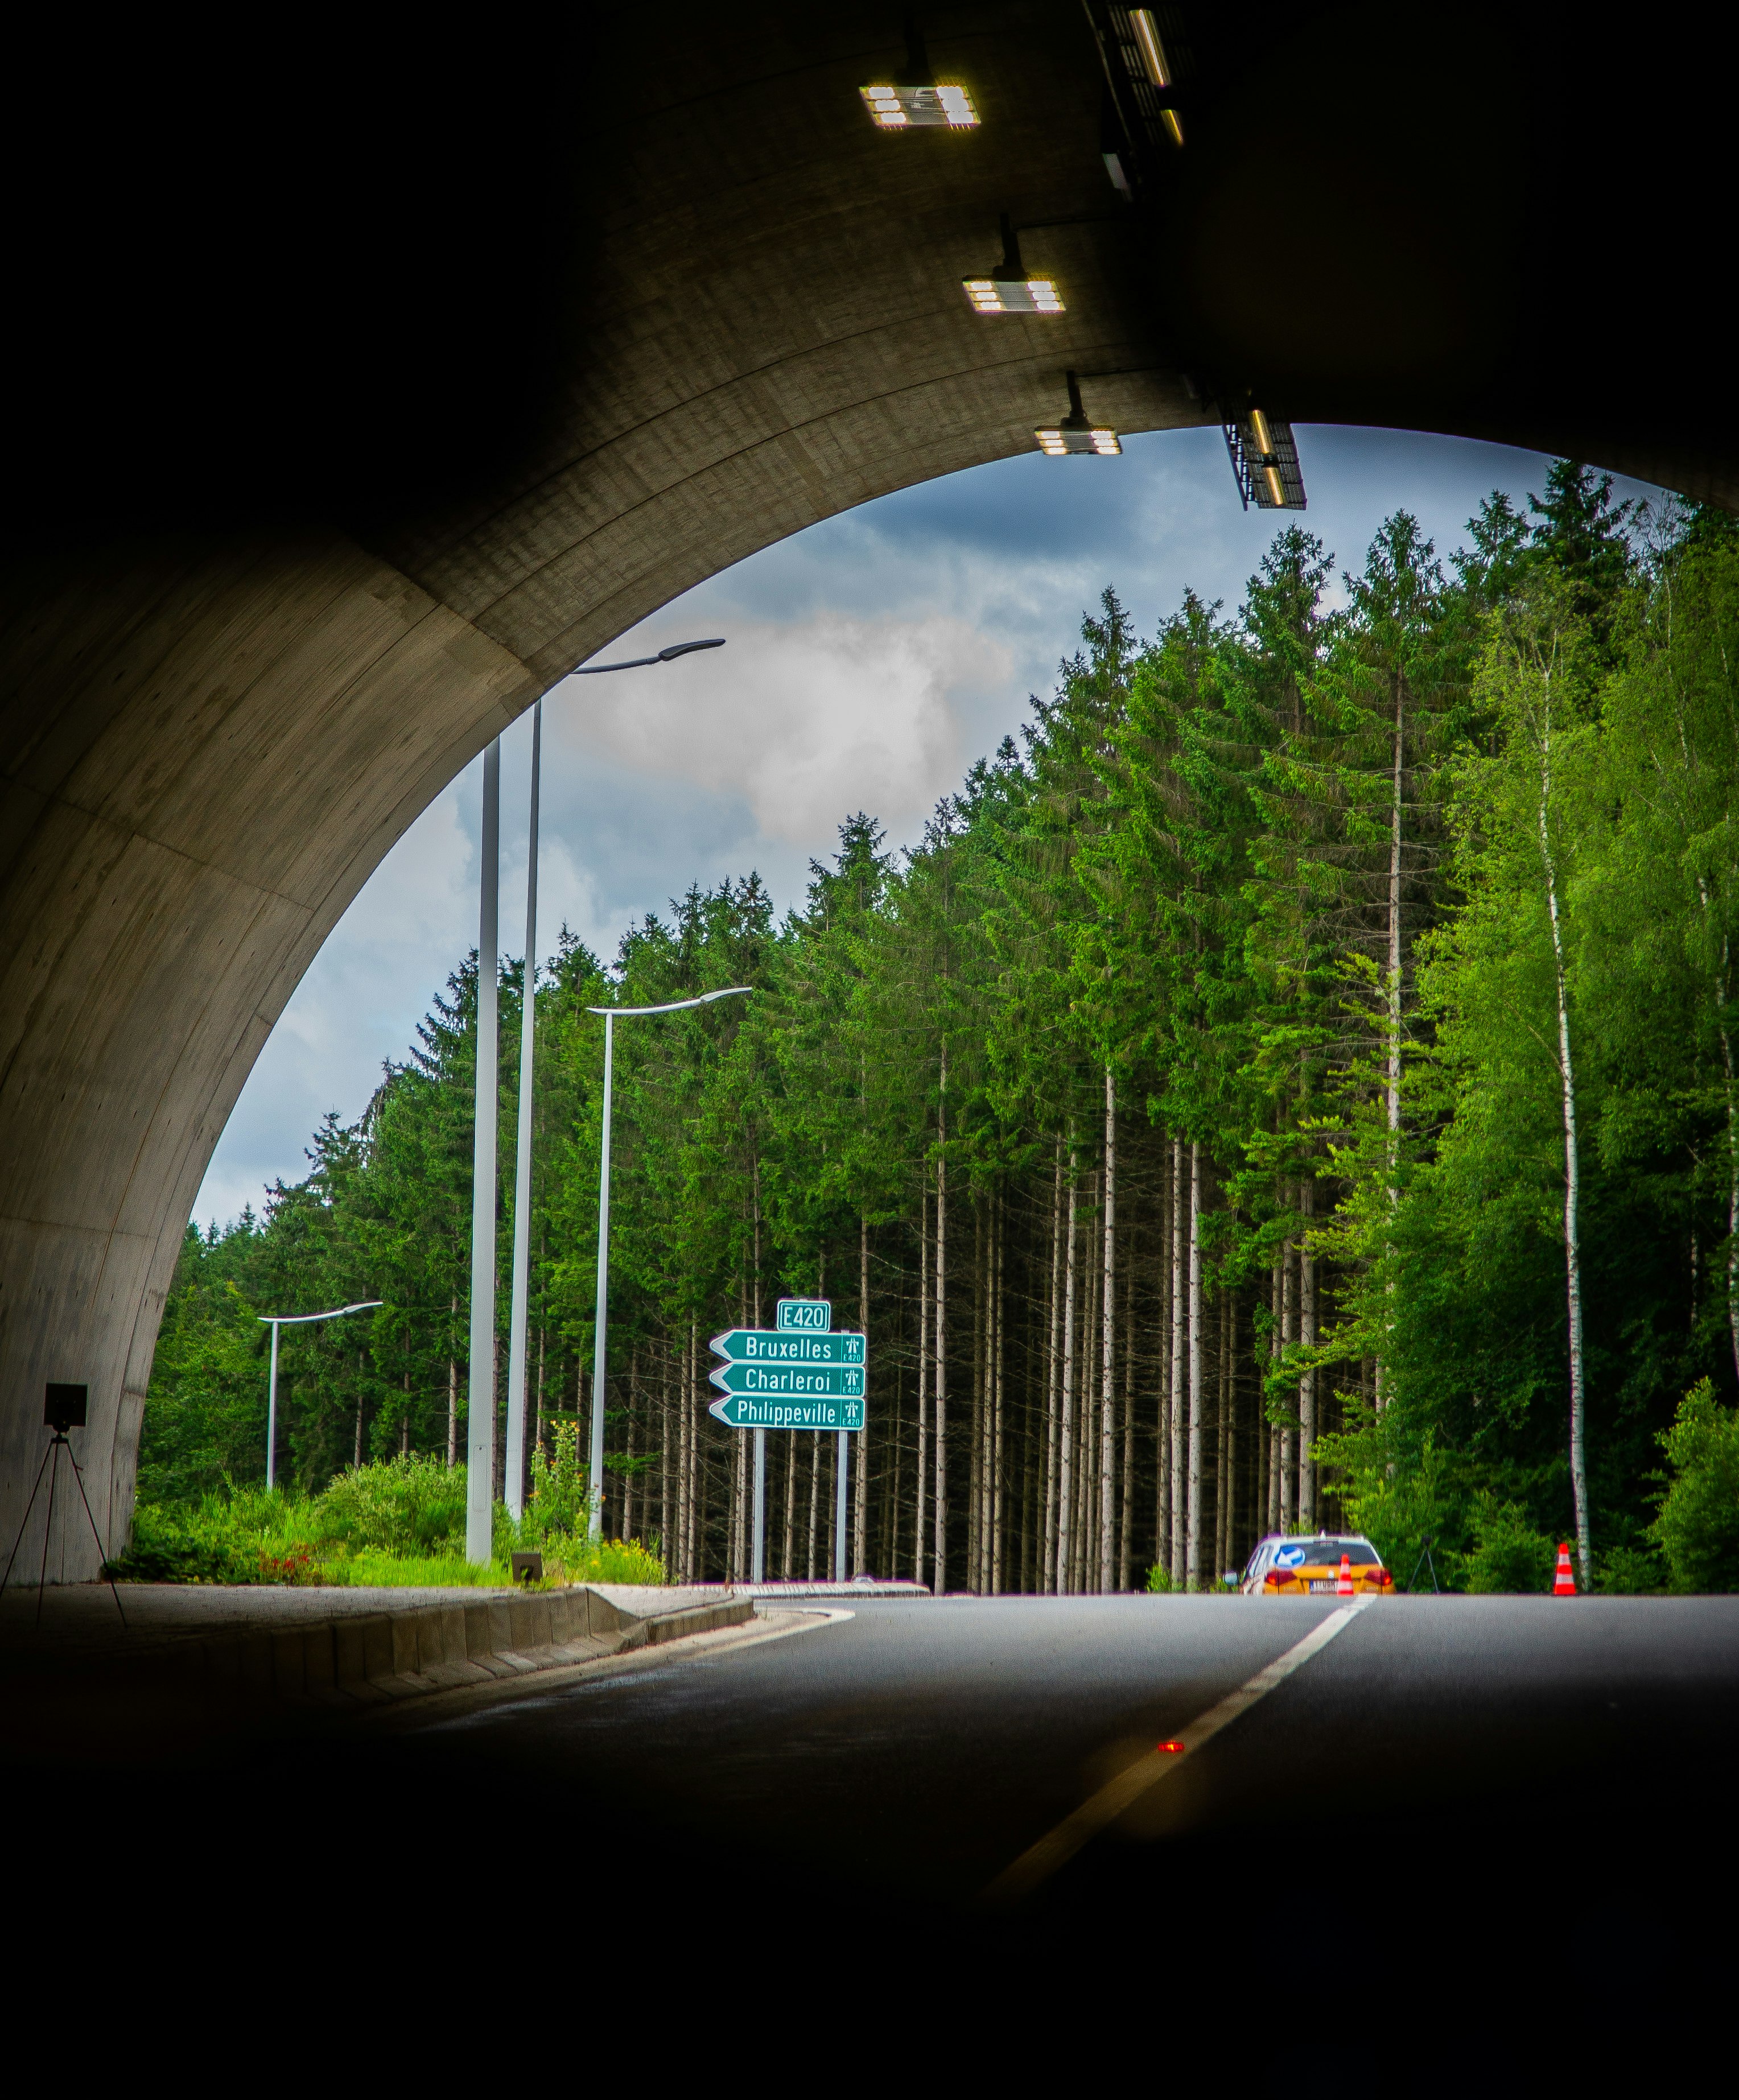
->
[44,1383,87,1435]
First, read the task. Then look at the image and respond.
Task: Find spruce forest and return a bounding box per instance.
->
[149,466,1739,1594]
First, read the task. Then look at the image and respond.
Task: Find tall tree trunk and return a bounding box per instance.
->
[1120,1235,1135,1592]
[660,1356,670,1563]
[1169,1135,1186,1585]
[1215,1289,1230,1578]
[1538,699,1591,1582]
[534,1320,546,1458]
[1266,1254,1281,1532]
[856,1212,870,1574]
[1378,667,1405,1413]
[1299,1174,1318,1531]
[970,1197,984,1592]
[993,1190,1006,1594]
[447,1294,459,1468]
[1696,888,1739,1384]
[1060,1146,1078,1594]
[1044,1137,1063,1592]
[1226,1292,1241,1575]
[1280,1218,1297,1531]
[1186,1143,1204,1589]
[916,1187,930,1586]
[1156,1140,1172,1571]
[934,1050,949,1596]
[1099,1066,1116,1594]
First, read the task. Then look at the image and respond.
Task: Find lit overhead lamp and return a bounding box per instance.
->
[1036,372,1120,456]
[962,214,1063,316]
[1223,406,1308,509]
[1128,9,1185,145]
[861,81,978,127]
[860,18,978,129]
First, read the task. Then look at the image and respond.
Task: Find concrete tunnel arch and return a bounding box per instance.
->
[2,2,1734,1576]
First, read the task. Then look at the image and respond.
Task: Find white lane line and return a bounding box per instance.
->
[982,1599,1373,1905]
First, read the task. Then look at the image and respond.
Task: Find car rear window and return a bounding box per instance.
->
[1272,1538,1381,1568]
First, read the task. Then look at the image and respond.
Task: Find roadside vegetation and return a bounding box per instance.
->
[143,468,1739,1595]
[112,1441,664,1588]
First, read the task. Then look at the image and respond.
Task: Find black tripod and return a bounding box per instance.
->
[1407,1535,1441,1595]
[1,1383,127,1632]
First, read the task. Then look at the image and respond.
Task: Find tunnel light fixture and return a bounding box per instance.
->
[963,215,1064,315]
[1036,372,1120,455]
[1130,9,1171,86]
[862,19,978,129]
[860,82,978,128]
[1223,408,1308,510]
[1115,8,1186,147]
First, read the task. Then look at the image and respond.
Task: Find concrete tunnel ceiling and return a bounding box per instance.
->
[2,1,1734,1575]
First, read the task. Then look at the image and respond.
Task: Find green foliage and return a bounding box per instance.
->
[1596,1545,1667,1595]
[138,1273,267,1504]
[1463,1499,1558,1594]
[1647,1379,1739,1592]
[309,1451,468,1554]
[1145,1562,1173,1594]
[518,1423,591,1545]
[108,1500,270,1584]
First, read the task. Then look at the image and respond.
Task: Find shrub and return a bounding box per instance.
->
[1596,1544,1668,1595]
[542,1533,667,1586]
[1647,1379,1739,1592]
[109,1503,262,1584]
[1145,1563,1173,1594]
[521,1424,591,1544]
[310,1453,468,1554]
[1464,1498,1557,1593]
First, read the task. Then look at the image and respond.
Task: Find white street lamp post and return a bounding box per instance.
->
[584,987,751,1540]
[259,1301,383,1490]
[502,699,541,1522]
[465,737,501,1563]
[496,637,725,1531]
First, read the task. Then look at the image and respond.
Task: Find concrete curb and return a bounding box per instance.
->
[18,1587,755,1717]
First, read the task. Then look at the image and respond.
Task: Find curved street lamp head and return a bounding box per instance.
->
[258,1300,383,1326]
[572,637,727,675]
[586,985,752,1018]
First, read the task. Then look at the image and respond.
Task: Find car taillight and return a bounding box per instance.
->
[1369,1569,1393,1587]
[1264,1569,1293,1588]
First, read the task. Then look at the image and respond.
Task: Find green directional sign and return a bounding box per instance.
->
[710,1328,864,1367]
[708,1391,865,1431]
[708,1301,867,1434]
[709,1360,863,1399]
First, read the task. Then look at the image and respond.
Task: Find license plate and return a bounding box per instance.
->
[1309,1579,1340,1591]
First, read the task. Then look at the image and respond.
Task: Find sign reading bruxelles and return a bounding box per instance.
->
[707,1298,867,1431]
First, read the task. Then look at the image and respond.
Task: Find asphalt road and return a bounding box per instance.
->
[88,1595,1739,2081]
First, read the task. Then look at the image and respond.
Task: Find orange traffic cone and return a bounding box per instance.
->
[1337,1552,1354,1596]
[1553,1542,1576,1595]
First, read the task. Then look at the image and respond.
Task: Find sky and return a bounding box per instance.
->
[192,424,1663,1228]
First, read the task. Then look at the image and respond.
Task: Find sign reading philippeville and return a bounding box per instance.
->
[707,1298,866,1432]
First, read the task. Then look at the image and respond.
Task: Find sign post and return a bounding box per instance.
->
[710,1298,864,1582]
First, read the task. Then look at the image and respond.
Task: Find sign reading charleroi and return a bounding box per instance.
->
[708,1298,866,1433]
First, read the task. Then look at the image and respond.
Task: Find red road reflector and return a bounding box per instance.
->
[1156,1740,1185,1754]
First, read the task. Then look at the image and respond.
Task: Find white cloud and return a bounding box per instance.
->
[554,611,1008,849]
